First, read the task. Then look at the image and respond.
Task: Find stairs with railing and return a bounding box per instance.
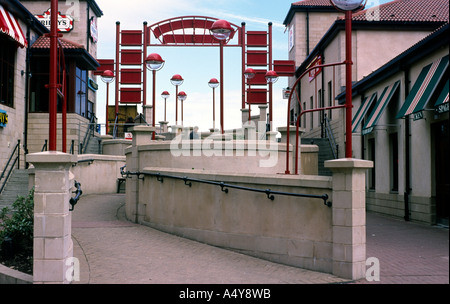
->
[0,169,29,209]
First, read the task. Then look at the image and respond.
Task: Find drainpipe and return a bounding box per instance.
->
[24,21,31,168]
[306,10,310,56]
[404,67,411,221]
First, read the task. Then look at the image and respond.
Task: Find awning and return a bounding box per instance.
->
[352,92,377,133]
[434,79,449,114]
[362,80,400,135]
[0,4,27,48]
[396,55,449,120]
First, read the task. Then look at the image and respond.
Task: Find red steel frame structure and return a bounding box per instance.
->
[104,16,279,134]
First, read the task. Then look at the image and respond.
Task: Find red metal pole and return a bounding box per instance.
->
[175,85,178,124]
[152,69,156,139]
[115,22,120,119]
[105,82,109,134]
[345,10,353,158]
[143,22,147,107]
[268,22,273,131]
[213,87,216,130]
[220,40,224,134]
[241,22,246,110]
[48,0,58,151]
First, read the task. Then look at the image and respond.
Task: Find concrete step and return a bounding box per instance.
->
[0,169,30,208]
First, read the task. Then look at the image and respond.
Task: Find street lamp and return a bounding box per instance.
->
[329,0,366,158]
[265,70,279,131]
[145,53,165,139]
[101,70,115,135]
[210,19,232,134]
[177,91,187,125]
[171,74,184,125]
[244,68,256,122]
[161,91,170,122]
[208,78,220,130]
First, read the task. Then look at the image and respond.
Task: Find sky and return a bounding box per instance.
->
[93,0,392,134]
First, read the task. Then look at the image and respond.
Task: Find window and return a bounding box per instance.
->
[0,38,16,108]
[75,67,88,118]
[368,138,376,190]
[390,133,399,192]
[302,102,306,129]
[318,89,323,126]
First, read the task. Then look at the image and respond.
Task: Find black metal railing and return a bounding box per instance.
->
[121,170,332,207]
[324,114,338,159]
[0,140,21,195]
[80,115,98,154]
[41,140,48,152]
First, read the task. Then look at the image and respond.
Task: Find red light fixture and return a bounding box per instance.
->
[145,53,165,71]
[210,19,233,41]
[171,74,184,86]
[265,70,279,84]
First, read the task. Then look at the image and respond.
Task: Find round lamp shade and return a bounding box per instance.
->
[177,91,187,101]
[170,74,184,86]
[161,91,170,99]
[210,19,233,40]
[330,0,365,11]
[244,68,256,80]
[208,78,220,89]
[100,70,114,83]
[145,53,165,71]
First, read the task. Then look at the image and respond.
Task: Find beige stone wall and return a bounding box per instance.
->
[27,113,90,155]
[137,167,334,274]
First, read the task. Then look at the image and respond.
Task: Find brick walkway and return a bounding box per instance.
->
[71,194,448,284]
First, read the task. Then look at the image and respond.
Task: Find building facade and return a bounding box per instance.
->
[1,0,102,179]
[284,0,449,224]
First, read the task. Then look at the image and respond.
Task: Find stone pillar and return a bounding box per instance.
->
[143,105,153,126]
[324,158,373,280]
[159,121,169,133]
[27,151,77,284]
[240,108,249,126]
[126,126,156,223]
[258,104,268,126]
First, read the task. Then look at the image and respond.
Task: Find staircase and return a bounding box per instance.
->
[82,135,102,154]
[301,138,335,176]
[0,169,29,209]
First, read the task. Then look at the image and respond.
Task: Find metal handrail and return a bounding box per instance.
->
[324,114,338,159]
[0,140,20,194]
[81,115,98,154]
[122,170,332,207]
[41,140,48,152]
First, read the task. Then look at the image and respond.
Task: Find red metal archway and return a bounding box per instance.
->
[95,16,294,135]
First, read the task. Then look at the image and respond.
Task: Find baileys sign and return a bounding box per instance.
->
[35,9,74,32]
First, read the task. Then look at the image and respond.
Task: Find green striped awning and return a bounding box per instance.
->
[396,55,449,120]
[362,81,400,135]
[352,93,377,133]
[434,79,449,114]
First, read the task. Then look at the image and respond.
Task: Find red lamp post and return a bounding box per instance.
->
[171,74,184,125]
[161,91,170,122]
[210,19,233,134]
[244,68,256,122]
[48,0,58,151]
[177,91,187,125]
[208,78,220,130]
[145,53,165,139]
[330,0,366,158]
[265,70,279,130]
[101,70,115,135]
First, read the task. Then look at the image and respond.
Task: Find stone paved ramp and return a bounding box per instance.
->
[71,194,449,284]
[71,194,348,284]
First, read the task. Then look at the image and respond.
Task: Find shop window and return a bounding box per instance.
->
[75,67,88,118]
[0,38,16,108]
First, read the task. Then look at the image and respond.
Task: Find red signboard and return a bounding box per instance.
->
[120,88,142,104]
[120,69,142,84]
[121,50,142,65]
[247,88,267,104]
[246,31,267,47]
[247,69,268,86]
[274,60,295,77]
[247,50,268,66]
[94,59,115,76]
[121,30,142,46]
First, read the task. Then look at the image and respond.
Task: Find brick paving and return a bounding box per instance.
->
[71,194,449,285]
